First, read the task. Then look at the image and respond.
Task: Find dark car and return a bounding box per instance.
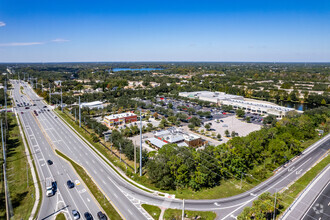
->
[47,160,53,165]
[52,181,57,192]
[67,180,74,189]
[97,212,107,220]
[84,212,93,220]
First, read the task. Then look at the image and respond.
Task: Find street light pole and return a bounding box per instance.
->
[182,199,185,220]
[61,88,63,112]
[79,96,81,127]
[134,141,137,174]
[273,190,277,220]
[139,109,142,176]
[240,172,243,189]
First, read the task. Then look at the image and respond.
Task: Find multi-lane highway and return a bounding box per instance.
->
[12,81,103,219]
[282,165,330,219]
[14,79,330,219]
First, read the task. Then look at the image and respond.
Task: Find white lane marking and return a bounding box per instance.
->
[87,198,90,202]
[113,193,118,198]
[296,169,303,175]
[128,209,133,215]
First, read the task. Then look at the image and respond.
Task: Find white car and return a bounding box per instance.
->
[72,210,80,219]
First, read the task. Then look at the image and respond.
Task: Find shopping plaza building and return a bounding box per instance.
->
[179,91,299,118]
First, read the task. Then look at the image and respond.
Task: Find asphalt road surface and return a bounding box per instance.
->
[303,182,330,220]
[14,80,330,219]
[282,165,330,220]
[12,81,102,220]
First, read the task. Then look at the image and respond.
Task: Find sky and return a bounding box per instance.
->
[0,0,329,62]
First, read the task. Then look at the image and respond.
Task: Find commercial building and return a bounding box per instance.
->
[147,127,206,149]
[80,101,104,109]
[104,112,137,128]
[179,91,297,118]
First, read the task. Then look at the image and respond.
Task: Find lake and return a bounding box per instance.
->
[112,68,164,72]
[277,101,313,111]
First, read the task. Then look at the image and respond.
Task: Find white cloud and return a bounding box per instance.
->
[0,21,5,27]
[0,42,44,47]
[52,38,70,42]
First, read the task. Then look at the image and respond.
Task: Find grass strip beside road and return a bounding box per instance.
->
[17,114,43,219]
[164,208,216,220]
[279,154,330,216]
[55,212,66,220]
[0,113,35,219]
[55,149,122,220]
[141,204,161,220]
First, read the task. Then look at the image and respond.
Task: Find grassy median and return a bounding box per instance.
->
[0,113,35,219]
[55,149,122,220]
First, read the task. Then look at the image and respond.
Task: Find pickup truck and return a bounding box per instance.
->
[46,177,54,197]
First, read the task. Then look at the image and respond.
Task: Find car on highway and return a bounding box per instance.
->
[72,210,80,219]
[25,107,30,109]
[47,160,53,165]
[21,112,23,114]
[67,180,74,189]
[97,212,107,220]
[84,212,93,220]
[97,212,108,220]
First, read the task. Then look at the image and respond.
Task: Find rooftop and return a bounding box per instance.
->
[104,112,136,120]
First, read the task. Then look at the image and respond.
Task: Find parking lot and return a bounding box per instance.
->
[202,114,262,139]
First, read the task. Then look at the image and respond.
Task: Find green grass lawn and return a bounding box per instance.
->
[55,212,66,220]
[55,150,122,220]
[142,204,161,220]
[279,154,330,216]
[164,209,216,220]
[0,113,35,219]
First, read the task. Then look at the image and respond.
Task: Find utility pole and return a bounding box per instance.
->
[273,190,277,220]
[1,120,5,163]
[182,199,185,220]
[119,143,122,162]
[75,108,77,122]
[110,134,112,152]
[61,88,63,112]
[134,141,137,174]
[139,109,142,176]
[36,78,37,89]
[79,96,81,127]
[240,172,243,189]
[49,83,51,104]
